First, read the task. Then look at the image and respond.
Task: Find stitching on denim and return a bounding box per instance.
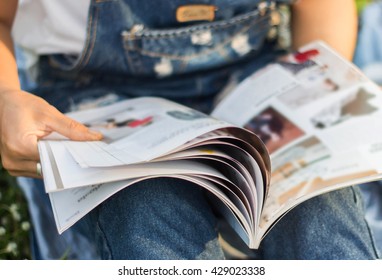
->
[123,21,268,60]
[74,7,94,67]
[123,10,270,40]
[46,5,97,71]
[351,186,382,259]
[124,48,136,74]
[125,49,145,74]
[95,218,113,259]
[77,7,100,69]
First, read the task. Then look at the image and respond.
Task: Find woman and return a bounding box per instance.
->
[0,0,378,259]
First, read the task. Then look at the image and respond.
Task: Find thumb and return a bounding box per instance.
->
[47,109,103,141]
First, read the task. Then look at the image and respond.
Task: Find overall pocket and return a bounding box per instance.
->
[121,4,274,77]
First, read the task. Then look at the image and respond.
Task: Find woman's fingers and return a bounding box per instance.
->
[47,107,103,141]
[0,89,102,178]
[1,156,42,178]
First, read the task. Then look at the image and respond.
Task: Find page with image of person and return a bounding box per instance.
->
[43,97,231,169]
[212,40,382,237]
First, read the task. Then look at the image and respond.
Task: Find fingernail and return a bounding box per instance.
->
[88,129,103,140]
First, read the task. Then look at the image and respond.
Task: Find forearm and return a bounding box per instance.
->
[290,0,358,60]
[0,23,20,89]
[0,0,20,89]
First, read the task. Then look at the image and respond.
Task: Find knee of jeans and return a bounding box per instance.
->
[306,187,362,210]
[108,178,220,235]
[100,177,216,219]
[89,178,224,259]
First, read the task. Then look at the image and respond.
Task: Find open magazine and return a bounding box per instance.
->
[38,41,382,249]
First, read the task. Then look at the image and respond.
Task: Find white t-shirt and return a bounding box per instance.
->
[12,0,90,55]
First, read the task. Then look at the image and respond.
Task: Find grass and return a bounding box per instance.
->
[356,0,374,12]
[0,164,32,259]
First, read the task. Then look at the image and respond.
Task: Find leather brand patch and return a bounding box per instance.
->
[176,5,216,22]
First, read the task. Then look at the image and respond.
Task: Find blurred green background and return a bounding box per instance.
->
[356,0,373,12]
[0,165,31,259]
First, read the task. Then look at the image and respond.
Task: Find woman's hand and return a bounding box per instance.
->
[0,87,103,178]
[0,1,102,178]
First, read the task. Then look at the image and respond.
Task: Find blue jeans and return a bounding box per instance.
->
[18,0,379,259]
[82,183,379,259]
[19,174,380,259]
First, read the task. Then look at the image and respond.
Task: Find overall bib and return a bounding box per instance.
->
[35,0,292,113]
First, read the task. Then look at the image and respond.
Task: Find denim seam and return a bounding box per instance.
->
[47,5,99,71]
[94,216,113,260]
[78,6,99,70]
[124,48,136,74]
[123,23,268,60]
[351,186,381,259]
[122,12,270,40]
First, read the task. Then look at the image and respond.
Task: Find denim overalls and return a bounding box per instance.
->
[17,0,380,260]
[35,0,293,113]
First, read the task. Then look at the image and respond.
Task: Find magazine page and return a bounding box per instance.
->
[44,133,265,247]
[52,97,230,168]
[212,41,382,238]
[49,171,253,240]
[40,128,268,194]
[43,135,264,240]
[40,139,243,191]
